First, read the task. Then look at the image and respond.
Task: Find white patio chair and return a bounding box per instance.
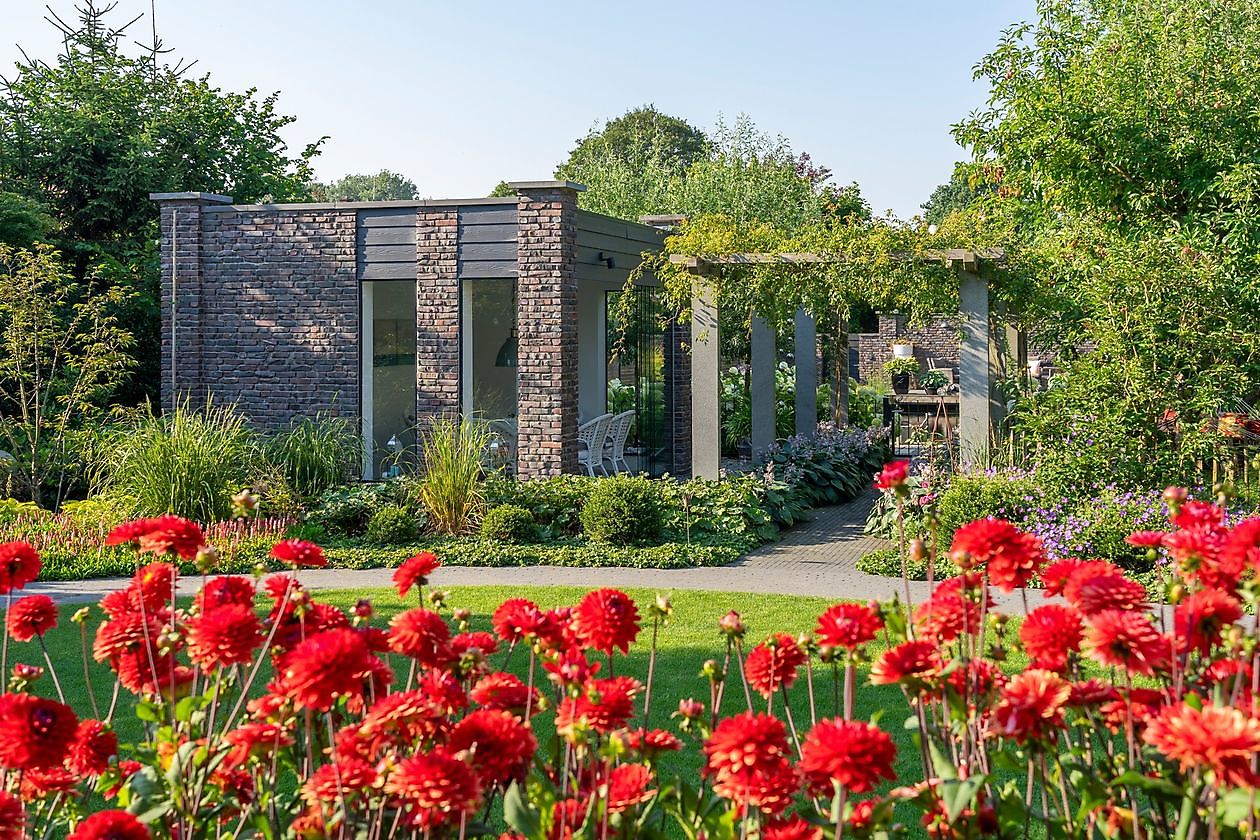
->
[603,410,636,474]
[577,414,613,477]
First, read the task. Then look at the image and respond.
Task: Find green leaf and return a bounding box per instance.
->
[504,781,542,838]
[134,700,161,723]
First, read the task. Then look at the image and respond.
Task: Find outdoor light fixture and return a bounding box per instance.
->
[495,327,518,367]
[597,251,615,269]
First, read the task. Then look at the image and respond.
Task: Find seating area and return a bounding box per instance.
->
[577,410,637,476]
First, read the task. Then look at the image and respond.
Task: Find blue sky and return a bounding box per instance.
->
[3,1,1036,217]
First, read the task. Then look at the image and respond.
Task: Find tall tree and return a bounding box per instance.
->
[0,2,324,402]
[556,105,708,181]
[920,171,979,225]
[310,170,419,202]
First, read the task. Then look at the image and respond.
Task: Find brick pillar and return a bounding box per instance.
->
[416,207,461,418]
[662,313,691,475]
[511,181,582,477]
[150,191,233,411]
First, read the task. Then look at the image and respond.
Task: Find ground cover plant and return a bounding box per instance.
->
[1,460,1259,837]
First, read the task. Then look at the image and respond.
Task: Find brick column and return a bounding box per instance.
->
[662,313,691,475]
[511,181,583,477]
[150,191,233,411]
[416,207,461,418]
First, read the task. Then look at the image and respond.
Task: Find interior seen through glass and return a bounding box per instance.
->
[362,280,416,479]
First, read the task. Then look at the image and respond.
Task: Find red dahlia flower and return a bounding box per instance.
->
[765,815,824,840]
[913,574,991,643]
[1144,701,1260,788]
[1125,531,1167,548]
[0,541,41,594]
[1173,500,1225,531]
[994,669,1071,744]
[0,792,22,839]
[745,633,807,698]
[21,766,77,801]
[6,594,57,641]
[300,758,378,807]
[450,630,499,659]
[223,722,294,765]
[703,712,791,783]
[448,709,537,787]
[359,689,447,745]
[870,640,943,690]
[949,518,1044,591]
[1018,604,1083,673]
[814,602,883,651]
[269,539,326,568]
[276,628,382,711]
[605,763,656,813]
[555,676,641,741]
[386,749,483,828]
[711,759,800,815]
[0,693,78,770]
[195,575,256,611]
[67,810,151,840]
[394,551,440,598]
[799,718,897,794]
[131,562,177,610]
[470,672,538,715]
[1221,517,1260,572]
[1083,610,1168,676]
[1070,573,1148,613]
[571,588,641,655]
[1174,588,1242,655]
[67,719,118,776]
[491,598,543,643]
[874,459,910,491]
[186,603,263,670]
[388,608,454,668]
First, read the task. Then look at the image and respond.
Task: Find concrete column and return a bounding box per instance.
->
[958,270,993,465]
[691,277,721,479]
[150,191,234,412]
[794,308,818,438]
[511,181,583,477]
[750,313,776,460]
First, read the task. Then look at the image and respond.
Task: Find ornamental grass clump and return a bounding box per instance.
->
[415,416,490,535]
[0,469,1259,837]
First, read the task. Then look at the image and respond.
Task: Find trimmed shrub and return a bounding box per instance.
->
[483,473,594,539]
[935,471,1040,538]
[580,475,664,544]
[365,505,423,544]
[478,504,536,543]
[307,481,405,535]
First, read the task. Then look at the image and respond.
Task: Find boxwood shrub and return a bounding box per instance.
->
[580,475,664,545]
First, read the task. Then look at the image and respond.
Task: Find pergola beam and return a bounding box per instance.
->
[670,249,1004,271]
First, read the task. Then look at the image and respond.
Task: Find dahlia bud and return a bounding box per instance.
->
[1167,583,1185,605]
[988,643,1007,662]
[251,562,268,580]
[1214,480,1236,505]
[719,611,746,639]
[701,659,723,682]
[909,539,927,564]
[676,698,705,720]
[816,643,841,664]
[71,607,91,625]
[428,589,448,609]
[195,545,220,574]
[231,488,259,519]
[11,663,44,690]
[988,613,1008,635]
[1162,486,1187,517]
[353,599,374,620]
[651,592,673,620]
[951,549,976,571]
[452,607,471,628]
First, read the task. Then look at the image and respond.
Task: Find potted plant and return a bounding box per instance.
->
[918,369,949,395]
[891,340,914,359]
[883,357,919,395]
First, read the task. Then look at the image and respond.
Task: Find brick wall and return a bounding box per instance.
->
[514,185,580,477]
[158,195,359,428]
[855,314,961,382]
[415,208,460,418]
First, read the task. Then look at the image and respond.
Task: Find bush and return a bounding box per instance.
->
[365,505,423,544]
[483,473,594,539]
[659,474,780,545]
[856,546,959,580]
[90,399,257,521]
[762,424,891,512]
[934,470,1039,538]
[580,475,664,544]
[414,417,489,535]
[478,504,536,543]
[307,481,406,535]
[265,414,360,501]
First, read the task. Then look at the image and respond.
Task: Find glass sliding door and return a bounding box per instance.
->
[606,288,665,475]
[462,278,517,471]
[361,281,417,479]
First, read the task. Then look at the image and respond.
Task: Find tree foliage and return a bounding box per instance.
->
[557,104,708,180]
[310,169,419,202]
[955,0,1260,488]
[920,171,982,226]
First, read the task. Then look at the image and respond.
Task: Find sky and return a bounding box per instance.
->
[2,0,1037,218]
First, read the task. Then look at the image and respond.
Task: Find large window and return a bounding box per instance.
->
[606,288,666,475]
[361,281,416,479]
[462,278,517,471]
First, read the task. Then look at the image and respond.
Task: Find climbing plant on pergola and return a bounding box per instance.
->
[635,213,1017,478]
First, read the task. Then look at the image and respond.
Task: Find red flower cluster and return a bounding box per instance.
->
[814,601,883,652]
[874,459,910,491]
[799,718,896,794]
[0,541,41,594]
[105,515,204,560]
[949,517,1045,591]
[6,595,57,642]
[393,550,440,598]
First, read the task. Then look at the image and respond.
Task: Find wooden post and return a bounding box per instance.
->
[958,270,992,465]
[691,277,721,479]
[750,313,776,461]
[794,308,818,437]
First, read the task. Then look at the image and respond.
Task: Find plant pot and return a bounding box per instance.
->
[891,343,913,359]
[891,373,910,395]
[923,385,939,396]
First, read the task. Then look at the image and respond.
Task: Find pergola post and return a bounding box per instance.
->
[750,313,776,461]
[794,308,818,437]
[691,277,721,479]
[958,269,995,465]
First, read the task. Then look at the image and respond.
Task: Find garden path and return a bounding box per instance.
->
[31,491,1049,615]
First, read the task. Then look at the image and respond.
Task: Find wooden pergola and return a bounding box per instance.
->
[669,249,1013,478]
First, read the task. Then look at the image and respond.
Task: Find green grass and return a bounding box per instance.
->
[12,585,1035,836]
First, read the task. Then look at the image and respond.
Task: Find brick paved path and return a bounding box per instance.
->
[31,492,1045,614]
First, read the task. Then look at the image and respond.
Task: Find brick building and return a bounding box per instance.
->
[151,182,683,479]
